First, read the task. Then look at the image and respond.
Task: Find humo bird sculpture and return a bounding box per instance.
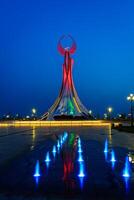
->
[42,35,91,120]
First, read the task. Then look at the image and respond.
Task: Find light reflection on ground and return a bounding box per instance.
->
[0,126,134,199]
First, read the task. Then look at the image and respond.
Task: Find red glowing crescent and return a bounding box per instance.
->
[58,35,77,56]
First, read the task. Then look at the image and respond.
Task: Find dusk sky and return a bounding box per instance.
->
[0,0,134,117]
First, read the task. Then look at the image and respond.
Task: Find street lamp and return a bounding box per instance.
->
[89,110,92,115]
[127,94,134,127]
[107,107,113,120]
[32,108,37,120]
[32,108,36,114]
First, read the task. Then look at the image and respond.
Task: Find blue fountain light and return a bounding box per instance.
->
[78,138,81,147]
[62,136,65,142]
[78,163,85,177]
[33,160,40,177]
[110,150,116,162]
[52,146,56,153]
[78,138,81,145]
[123,156,131,178]
[78,153,84,162]
[60,136,63,145]
[62,132,67,141]
[62,132,68,143]
[52,145,56,157]
[45,152,51,162]
[78,146,83,153]
[64,132,68,138]
[78,160,85,190]
[104,139,108,153]
[78,171,85,177]
[57,140,60,148]
[78,162,85,178]
[104,139,108,160]
[78,143,81,148]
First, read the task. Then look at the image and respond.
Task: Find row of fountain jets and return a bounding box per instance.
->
[33,133,131,182]
[104,139,131,178]
[33,132,68,178]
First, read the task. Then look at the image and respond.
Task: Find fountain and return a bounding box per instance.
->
[78,149,85,190]
[110,150,116,168]
[57,140,60,148]
[45,152,51,168]
[104,139,108,153]
[64,132,68,138]
[78,163,85,177]
[78,142,81,148]
[78,152,84,162]
[78,138,81,145]
[33,160,40,177]
[110,150,116,162]
[61,132,68,144]
[52,146,56,153]
[123,156,131,178]
[104,139,108,160]
[60,136,63,145]
[78,146,83,153]
[45,152,51,162]
[122,156,131,192]
[52,146,56,157]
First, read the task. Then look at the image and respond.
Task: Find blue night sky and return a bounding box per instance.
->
[0,0,134,117]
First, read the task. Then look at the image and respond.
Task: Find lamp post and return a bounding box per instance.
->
[107,107,113,120]
[32,108,37,120]
[127,94,134,127]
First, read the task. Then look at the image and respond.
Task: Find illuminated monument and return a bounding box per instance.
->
[42,35,91,120]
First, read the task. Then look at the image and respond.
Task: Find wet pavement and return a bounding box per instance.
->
[0,126,134,199]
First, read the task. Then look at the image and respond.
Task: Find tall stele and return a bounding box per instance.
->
[42,35,92,120]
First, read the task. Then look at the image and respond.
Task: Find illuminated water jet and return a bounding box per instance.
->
[104,139,108,153]
[52,146,56,153]
[78,146,83,153]
[57,140,60,148]
[123,156,131,178]
[78,172,85,177]
[78,138,81,145]
[52,146,56,157]
[60,136,63,145]
[78,143,81,148]
[104,139,108,160]
[78,153,84,162]
[78,159,85,190]
[78,163,85,177]
[33,160,40,177]
[79,177,84,190]
[45,152,51,162]
[78,153,85,177]
[110,150,116,162]
[63,132,68,140]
